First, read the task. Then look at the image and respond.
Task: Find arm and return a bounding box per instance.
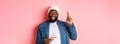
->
[66,23,77,40]
[36,26,46,44]
[66,11,77,40]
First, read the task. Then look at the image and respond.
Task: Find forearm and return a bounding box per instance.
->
[67,23,77,40]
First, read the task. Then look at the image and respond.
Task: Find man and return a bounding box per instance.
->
[36,6,77,44]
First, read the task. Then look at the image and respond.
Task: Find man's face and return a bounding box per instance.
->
[48,9,58,22]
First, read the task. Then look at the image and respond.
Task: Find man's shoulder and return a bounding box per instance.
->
[38,21,49,27]
[58,20,66,25]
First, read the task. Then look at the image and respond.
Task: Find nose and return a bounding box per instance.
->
[51,13,57,17]
[52,14,57,16]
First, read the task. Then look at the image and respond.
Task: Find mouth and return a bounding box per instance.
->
[51,17,55,20]
[49,16,58,22]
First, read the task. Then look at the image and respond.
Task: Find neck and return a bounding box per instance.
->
[48,20,58,23]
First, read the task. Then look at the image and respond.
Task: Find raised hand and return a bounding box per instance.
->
[66,11,73,25]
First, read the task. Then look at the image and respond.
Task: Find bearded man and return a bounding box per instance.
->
[36,6,77,44]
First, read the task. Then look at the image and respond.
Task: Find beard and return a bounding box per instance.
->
[48,16,58,22]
